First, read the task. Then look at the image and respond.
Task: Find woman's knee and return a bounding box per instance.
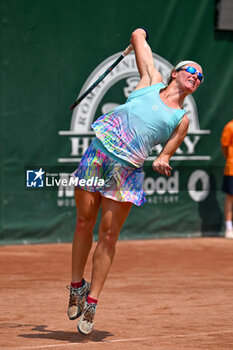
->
[75,214,96,234]
[99,226,120,251]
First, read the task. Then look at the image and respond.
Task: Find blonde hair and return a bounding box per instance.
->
[167,68,176,85]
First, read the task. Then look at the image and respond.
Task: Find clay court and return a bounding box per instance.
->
[1,237,233,350]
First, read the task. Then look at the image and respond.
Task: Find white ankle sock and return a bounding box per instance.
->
[226,221,232,230]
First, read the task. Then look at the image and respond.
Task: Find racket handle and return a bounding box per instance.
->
[123,44,134,57]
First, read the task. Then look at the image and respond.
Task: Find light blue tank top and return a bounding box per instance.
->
[91,83,186,167]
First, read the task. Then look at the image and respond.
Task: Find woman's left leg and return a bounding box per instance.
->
[77,196,132,335]
[90,196,132,299]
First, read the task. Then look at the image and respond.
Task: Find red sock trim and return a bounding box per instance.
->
[86,295,98,305]
[71,279,83,289]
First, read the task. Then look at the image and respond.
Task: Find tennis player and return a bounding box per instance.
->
[67,28,204,335]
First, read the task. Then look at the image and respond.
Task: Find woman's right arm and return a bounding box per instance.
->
[130,28,163,90]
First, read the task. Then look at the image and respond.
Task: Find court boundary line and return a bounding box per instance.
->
[3,329,233,349]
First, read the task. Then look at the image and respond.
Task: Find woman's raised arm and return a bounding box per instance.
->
[130,28,163,90]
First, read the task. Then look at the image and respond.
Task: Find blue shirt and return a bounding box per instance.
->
[92,83,186,167]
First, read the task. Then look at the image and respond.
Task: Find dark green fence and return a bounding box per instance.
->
[1,0,232,244]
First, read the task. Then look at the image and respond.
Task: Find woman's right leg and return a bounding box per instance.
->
[72,188,101,282]
[67,188,101,320]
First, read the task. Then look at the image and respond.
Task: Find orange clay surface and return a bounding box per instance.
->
[0,238,233,350]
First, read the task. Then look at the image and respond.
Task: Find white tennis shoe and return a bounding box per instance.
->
[67,280,90,320]
[225,229,233,239]
[78,301,97,335]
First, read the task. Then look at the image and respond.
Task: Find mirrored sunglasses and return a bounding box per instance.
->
[176,65,204,83]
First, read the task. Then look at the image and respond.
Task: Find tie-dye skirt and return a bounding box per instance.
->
[73,141,146,206]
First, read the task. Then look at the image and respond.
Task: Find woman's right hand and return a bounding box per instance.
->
[130,29,163,90]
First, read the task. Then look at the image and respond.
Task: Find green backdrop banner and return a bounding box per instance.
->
[1,0,233,244]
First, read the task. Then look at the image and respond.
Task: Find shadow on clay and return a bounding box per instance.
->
[18,324,113,343]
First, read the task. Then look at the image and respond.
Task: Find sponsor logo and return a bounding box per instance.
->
[144,169,210,204]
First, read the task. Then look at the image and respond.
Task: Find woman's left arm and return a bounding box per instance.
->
[152,115,189,177]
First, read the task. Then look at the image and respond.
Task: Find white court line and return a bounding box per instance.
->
[11,337,149,349]
[6,329,233,350]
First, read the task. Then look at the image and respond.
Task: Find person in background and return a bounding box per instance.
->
[221,120,233,239]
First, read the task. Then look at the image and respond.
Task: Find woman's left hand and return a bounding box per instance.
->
[152,158,172,177]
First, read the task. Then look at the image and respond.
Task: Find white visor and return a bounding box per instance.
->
[175,60,203,72]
